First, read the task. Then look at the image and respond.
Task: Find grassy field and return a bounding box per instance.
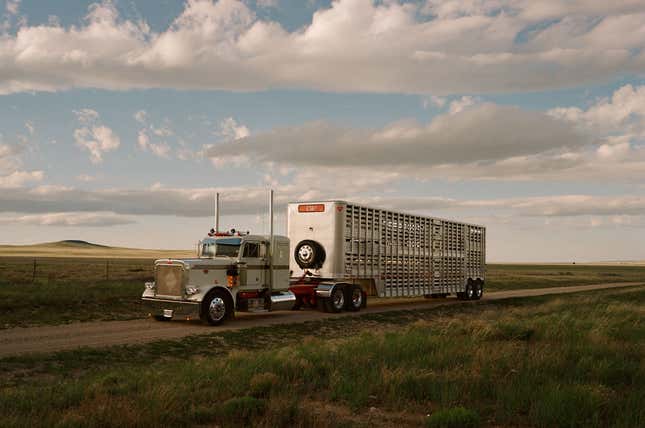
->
[0,240,193,259]
[1,256,644,328]
[0,287,643,427]
[485,264,645,291]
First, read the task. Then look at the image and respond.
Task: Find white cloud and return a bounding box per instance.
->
[73,109,120,163]
[422,95,446,109]
[548,84,645,142]
[0,169,43,187]
[74,124,121,164]
[500,195,645,217]
[217,117,250,141]
[0,0,643,95]
[0,184,281,217]
[0,138,26,174]
[206,103,586,168]
[0,141,20,159]
[24,120,34,135]
[5,0,19,16]
[76,174,95,182]
[134,109,148,124]
[137,126,172,159]
[148,141,171,158]
[0,181,642,224]
[448,96,479,114]
[137,130,149,150]
[73,109,100,124]
[202,84,645,183]
[256,0,279,8]
[0,211,135,227]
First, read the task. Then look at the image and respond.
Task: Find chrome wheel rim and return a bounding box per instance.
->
[298,245,314,264]
[351,288,362,307]
[332,289,345,309]
[209,297,226,321]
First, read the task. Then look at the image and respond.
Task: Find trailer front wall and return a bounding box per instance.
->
[343,204,485,297]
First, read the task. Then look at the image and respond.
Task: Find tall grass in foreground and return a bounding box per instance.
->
[1,288,643,427]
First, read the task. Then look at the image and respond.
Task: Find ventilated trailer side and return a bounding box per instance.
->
[289,201,486,299]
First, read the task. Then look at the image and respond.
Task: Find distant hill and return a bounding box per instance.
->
[56,240,110,248]
[0,241,194,259]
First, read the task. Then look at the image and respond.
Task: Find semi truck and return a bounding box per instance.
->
[142,196,486,325]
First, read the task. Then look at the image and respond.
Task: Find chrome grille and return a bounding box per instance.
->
[155,265,184,296]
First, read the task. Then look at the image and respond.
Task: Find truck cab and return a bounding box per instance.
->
[142,232,294,325]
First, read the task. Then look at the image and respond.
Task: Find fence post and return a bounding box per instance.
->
[105,260,109,281]
[32,259,37,283]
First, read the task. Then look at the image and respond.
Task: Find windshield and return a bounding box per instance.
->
[201,238,242,258]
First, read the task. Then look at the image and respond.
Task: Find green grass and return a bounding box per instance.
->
[0,280,145,328]
[426,407,480,428]
[0,260,643,328]
[0,287,643,427]
[485,264,645,291]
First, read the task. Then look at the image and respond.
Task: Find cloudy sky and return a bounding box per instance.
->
[0,0,644,262]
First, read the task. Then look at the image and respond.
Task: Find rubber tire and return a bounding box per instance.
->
[200,289,233,326]
[457,283,473,300]
[154,315,169,322]
[292,297,302,310]
[294,240,326,270]
[323,286,345,313]
[466,282,475,300]
[345,285,363,312]
[473,281,483,300]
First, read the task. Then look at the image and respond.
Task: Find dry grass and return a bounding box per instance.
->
[0,287,643,428]
[0,241,193,259]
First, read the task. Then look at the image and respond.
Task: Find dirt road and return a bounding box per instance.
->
[1,282,642,357]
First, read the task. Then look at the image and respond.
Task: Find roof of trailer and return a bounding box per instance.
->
[288,200,486,229]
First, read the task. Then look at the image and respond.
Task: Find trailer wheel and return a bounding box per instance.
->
[457,282,474,300]
[473,280,484,300]
[323,285,345,313]
[200,289,233,325]
[345,285,363,311]
[466,282,475,300]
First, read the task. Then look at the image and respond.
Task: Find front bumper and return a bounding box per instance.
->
[142,297,201,320]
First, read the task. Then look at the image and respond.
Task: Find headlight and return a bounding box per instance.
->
[186,286,200,295]
[145,282,155,290]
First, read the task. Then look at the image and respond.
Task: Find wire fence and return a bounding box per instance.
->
[0,257,157,284]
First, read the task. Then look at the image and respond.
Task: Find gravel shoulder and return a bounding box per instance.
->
[1,281,642,357]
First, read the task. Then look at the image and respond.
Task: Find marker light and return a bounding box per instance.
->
[298,204,325,213]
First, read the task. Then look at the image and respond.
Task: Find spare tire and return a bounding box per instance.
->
[294,240,326,269]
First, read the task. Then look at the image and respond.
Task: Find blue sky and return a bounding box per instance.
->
[0,0,644,262]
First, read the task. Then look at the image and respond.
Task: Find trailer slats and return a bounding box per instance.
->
[343,203,485,297]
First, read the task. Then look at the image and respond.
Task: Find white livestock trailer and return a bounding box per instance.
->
[289,201,486,311]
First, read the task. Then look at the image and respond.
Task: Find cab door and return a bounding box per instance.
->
[241,242,266,288]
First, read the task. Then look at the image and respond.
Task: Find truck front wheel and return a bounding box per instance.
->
[201,289,233,325]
